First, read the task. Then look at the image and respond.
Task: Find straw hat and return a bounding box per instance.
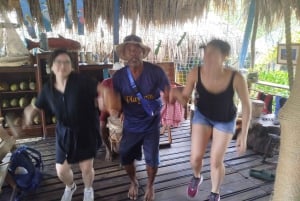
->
[116,35,151,60]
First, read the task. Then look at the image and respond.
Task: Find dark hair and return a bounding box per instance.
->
[207,39,231,57]
[48,48,75,70]
[48,49,75,85]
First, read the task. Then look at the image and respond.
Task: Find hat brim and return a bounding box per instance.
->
[116,41,151,60]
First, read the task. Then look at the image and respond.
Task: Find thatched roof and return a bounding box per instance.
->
[1,0,299,33]
[3,0,237,32]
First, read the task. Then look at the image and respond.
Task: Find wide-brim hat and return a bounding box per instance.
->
[116,35,151,60]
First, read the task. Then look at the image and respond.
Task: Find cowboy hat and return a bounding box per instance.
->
[116,35,151,60]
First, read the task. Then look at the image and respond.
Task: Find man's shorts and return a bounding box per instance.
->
[119,129,160,167]
[192,109,236,134]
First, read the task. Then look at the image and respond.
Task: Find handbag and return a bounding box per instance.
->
[126,66,161,116]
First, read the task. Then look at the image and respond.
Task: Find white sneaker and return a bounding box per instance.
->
[83,187,94,201]
[61,183,77,201]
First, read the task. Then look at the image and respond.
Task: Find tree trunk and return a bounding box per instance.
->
[272,10,300,201]
[283,0,294,90]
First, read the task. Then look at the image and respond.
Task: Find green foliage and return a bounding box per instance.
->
[253,71,289,97]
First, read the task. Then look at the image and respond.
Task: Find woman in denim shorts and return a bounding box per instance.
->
[171,39,251,201]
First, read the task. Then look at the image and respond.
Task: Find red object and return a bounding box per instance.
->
[161,101,184,127]
[160,86,184,127]
[257,92,273,114]
[25,35,81,50]
[98,78,114,122]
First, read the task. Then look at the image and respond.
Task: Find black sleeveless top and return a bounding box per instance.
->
[196,67,237,122]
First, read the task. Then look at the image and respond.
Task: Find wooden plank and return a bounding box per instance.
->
[0,120,277,201]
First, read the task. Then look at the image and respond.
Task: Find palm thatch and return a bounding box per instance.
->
[3,0,300,33]
[4,0,236,32]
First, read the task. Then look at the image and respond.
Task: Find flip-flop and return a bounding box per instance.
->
[249,169,275,181]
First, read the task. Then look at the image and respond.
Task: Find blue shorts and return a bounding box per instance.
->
[192,109,236,134]
[119,129,160,167]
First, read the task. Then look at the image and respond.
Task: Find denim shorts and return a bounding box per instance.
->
[119,129,160,167]
[192,109,236,134]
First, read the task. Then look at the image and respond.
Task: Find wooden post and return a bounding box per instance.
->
[113,0,120,63]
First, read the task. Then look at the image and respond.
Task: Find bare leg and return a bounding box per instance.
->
[167,126,172,144]
[124,163,139,200]
[144,165,157,201]
[79,159,95,188]
[190,124,212,178]
[56,160,74,187]
[100,121,112,161]
[160,125,166,135]
[210,128,233,193]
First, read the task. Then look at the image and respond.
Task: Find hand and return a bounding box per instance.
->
[23,105,34,127]
[236,133,247,156]
[119,113,124,123]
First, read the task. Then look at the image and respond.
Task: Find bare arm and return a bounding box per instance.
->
[234,72,251,155]
[170,67,197,105]
[23,104,40,126]
[98,83,122,117]
[97,82,105,111]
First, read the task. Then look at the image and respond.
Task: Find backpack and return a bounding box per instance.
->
[8,145,43,200]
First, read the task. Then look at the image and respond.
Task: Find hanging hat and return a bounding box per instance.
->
[116,35,151,60]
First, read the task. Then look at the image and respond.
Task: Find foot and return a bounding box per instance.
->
[128,180,139,200]
[208,192,220,201]
[83,187,94,201]
[144,185,155,201]
[105,148,113,161]
[186,175,203,198]
[61,182,77,201]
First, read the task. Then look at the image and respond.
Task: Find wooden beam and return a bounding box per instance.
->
[113,0,120,62]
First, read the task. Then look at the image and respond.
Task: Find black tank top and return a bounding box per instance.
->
[196,67,237,122]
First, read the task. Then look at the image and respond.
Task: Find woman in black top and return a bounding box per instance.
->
[171,39,251,201]
[24,49,101,201]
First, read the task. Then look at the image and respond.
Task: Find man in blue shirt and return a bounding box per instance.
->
[113,35,170,201]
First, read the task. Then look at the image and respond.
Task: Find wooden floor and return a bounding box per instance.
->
[0,120,277,201]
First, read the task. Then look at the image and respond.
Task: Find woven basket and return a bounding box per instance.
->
[251,99,264,118]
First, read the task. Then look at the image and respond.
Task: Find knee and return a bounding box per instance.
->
[56,164,70,179]
[190,154,204,167]
[210,158,224,169]
[80,161,94,176]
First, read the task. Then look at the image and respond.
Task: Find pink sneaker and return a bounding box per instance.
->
[186,175,203,198]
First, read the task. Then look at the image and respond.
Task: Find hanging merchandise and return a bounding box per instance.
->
[38,0,52,32]
[19,0,37,38]
[154,40,162,55]
[177,32,186,47]
[64,0,73,29]
[76,0,85,35]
